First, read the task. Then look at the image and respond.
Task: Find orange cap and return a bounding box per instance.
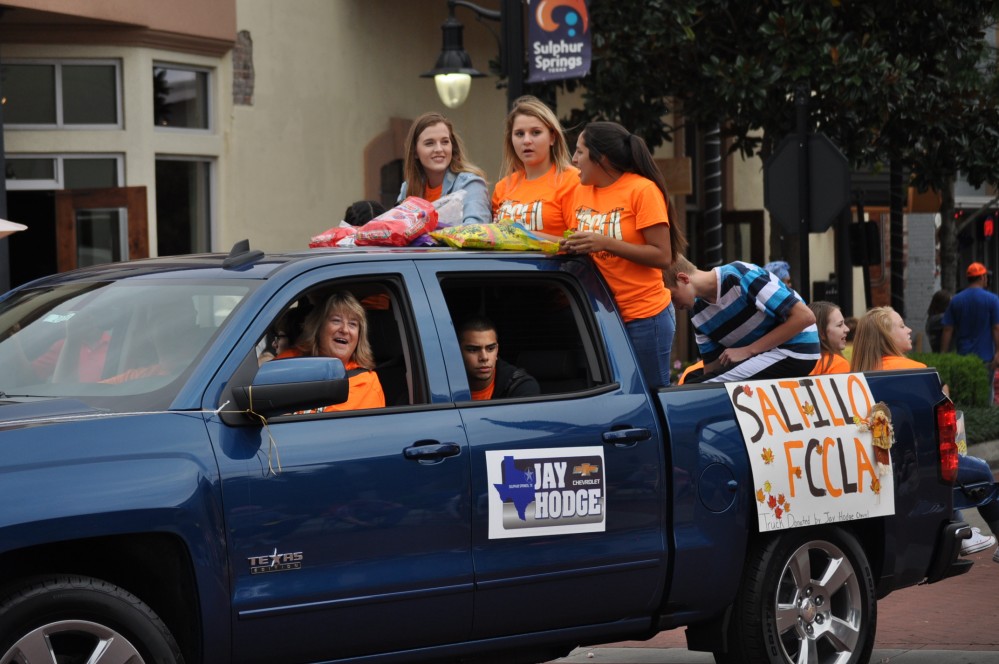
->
[967,262,988,278]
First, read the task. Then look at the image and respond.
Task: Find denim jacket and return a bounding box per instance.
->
[397,169,491,224]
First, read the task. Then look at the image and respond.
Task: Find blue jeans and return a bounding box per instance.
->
[625,303,675,389]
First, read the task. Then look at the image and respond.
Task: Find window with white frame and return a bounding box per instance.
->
[1,60,121,128]
[153,64,211,130]
[155,157,213,255]
[5,155,123,190]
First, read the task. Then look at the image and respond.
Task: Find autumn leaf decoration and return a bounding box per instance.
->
[756,481,791,519]
[761,447,775,464]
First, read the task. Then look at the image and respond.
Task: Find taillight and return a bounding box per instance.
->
[936,399,958,483]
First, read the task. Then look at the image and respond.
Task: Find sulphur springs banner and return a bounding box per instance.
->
[526,0,591,83]
[727,373,896,533]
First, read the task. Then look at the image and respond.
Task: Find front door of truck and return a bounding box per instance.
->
[211,263,473,663]
[417,259,668,639]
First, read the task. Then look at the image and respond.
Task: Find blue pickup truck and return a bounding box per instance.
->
[0,243,993,664]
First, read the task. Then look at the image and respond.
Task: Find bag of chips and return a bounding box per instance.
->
[430,222,559,254]
[309,222,356,248]
[355,197,439,247]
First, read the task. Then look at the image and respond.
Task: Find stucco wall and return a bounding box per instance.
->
[225,0,516,252]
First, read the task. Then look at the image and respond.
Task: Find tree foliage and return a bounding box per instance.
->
[562,0,999,292]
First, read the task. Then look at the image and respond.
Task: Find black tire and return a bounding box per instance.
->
[715,527,876,664]
[0,575,183,664]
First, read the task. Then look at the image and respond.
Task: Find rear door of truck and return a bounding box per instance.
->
[417,256,669,639]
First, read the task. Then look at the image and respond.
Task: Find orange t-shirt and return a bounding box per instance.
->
[492,164,580,236]
[424,183,443,203]
[567,172,672,322]
[471,379,495,401]
[275,348,385,411]
[880,355,927,370]
[810,353,850,375]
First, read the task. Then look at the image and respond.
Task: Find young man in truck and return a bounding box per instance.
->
[457,316,540,400]
[665,255,820,383]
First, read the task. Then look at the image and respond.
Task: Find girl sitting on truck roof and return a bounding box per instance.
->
[491,95,578,238]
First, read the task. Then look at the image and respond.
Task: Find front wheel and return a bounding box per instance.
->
[717,527,876,664]
[0,575,183,664]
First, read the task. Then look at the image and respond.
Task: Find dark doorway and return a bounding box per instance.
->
[7,190,57,288]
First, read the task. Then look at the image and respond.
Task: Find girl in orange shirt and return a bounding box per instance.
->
[492,95,579,237]
[809,301,850,374]
[850,306,927,372]
[562,121,687,388]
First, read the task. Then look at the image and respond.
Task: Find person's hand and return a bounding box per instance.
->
[719,347,754,367]
[562,231,605,255]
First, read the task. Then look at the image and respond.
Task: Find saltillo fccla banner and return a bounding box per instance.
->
[526,0,591,83]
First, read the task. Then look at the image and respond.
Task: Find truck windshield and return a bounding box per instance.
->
[0,280,249,402]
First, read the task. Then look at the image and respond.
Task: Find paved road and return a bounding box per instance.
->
[552,441,999,664]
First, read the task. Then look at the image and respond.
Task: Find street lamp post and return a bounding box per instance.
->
[422,0,524,110]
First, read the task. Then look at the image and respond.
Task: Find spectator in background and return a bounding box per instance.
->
[925,289,952,353]
[343,200,386,227]
[940,262,999,403]
[764,261,793,290]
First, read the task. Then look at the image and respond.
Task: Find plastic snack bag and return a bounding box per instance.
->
[309,221,356,248]
[355,197,439,247]
[433,190,467,228]
[430,222,559,254]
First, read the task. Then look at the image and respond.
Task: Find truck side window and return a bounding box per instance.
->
[258,278,426,408]
[440,274,606,396]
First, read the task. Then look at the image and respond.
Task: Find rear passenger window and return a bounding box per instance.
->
[440,274,609,396]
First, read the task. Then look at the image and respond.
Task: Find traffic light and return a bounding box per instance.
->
[985,216,995,239]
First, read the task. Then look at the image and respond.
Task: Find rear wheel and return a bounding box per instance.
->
[716,527,876,664]
[0,575,183,664]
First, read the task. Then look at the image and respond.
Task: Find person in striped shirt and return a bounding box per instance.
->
[665,255,819,383]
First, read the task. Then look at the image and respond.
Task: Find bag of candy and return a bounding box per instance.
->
[309,221,356,248]
[355,197,439,247]
[430,222,559,254]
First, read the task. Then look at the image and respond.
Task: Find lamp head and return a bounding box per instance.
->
[421,14,485,108]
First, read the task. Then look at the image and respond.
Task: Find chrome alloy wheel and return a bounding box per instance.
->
[775,540,863,664]
[1,619,144,664]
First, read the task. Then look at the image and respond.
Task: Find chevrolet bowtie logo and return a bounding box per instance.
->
[573,462,599,477]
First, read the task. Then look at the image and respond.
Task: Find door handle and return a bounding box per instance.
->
[403,441,462,462]
[602,428,652,447]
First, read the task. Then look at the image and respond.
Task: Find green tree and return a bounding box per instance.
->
[562,0,999,293]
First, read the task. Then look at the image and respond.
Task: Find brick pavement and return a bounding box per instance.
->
[588,547,998,654]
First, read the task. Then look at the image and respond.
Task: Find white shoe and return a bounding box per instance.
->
[961,527,997,556]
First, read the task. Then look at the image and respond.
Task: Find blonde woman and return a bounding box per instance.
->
[851,307,997,558]
[491,95,579,236]
[277,291,384,412]
[398,111,490,224]
[850,306,926,372]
